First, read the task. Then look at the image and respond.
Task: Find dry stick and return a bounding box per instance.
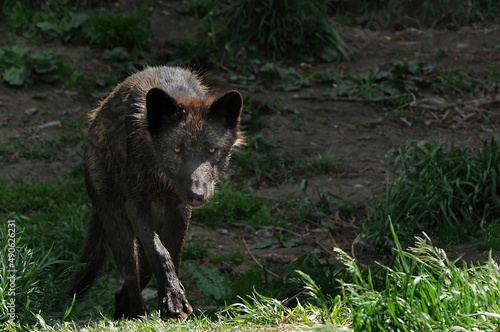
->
[282,289,308,307]
[242,236,280,278]
[329,217,360,230]
[315,240,336,259]
[351,233,361,263]
[329,232,340,249]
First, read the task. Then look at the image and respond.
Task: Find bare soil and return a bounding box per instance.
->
[1,1,500,278]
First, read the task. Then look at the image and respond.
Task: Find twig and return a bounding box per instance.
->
[329,217,360,230]
[262,226,304,239]
[329,232,340,249]
[400,117,412,127]
[242,236,280,278]
[441,109,451,122]
[282,289,308,307]
[351,234,360,263]
[315,240,336,258]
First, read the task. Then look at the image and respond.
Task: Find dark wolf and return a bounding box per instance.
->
[67,66,243,321]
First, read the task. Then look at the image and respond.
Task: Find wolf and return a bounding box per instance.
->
[66,66,243,321]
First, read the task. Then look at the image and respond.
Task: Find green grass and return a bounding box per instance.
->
[211,252,245,264]
[82,10,149,50]
[233,136,294,185]
[6,228,500,331]
[2,2,149,50]
[339,221,500,331]
[169,0,349,69]
[324,60,433,99]
[435,67,500,96]
[362,137,500,251]
[3,149,500,330]
[0,133,83,162]
[2,1,89,42]
[205,0,349,60]
[182,242,212,261]
[299,147,339,176]
[0,169,92,328]
[191,182,280,227]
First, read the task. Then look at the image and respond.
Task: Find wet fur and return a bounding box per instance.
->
[67,66,243,321]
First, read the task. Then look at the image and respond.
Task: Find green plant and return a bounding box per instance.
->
[434,67,499,96]
[211,252,245,264]
[258,63,310,91]
[2,1,89,42]
[191,182,279,227]
[467,0,500,23]
[67,71,121,98]
[171,0,349,65]
[222,290,345,327]
[292,180,355,224]
[362,137,500,251]
[184,263,232,306]
[233,136,294,185]
[82,10,149,49]
[338,222,500,331]
[299,147,339,176]
[1,222,43,328]
[325,61,433,99]
[182,242,212,261]
[436,68,475,95]
[240,97,299,133]
[211,0,349,60]
[0,45,71,86]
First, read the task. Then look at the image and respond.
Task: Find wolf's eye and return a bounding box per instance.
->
[208,147,216,153]
[173,147,181,153]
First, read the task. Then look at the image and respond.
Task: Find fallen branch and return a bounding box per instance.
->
[329,232,340,249]
[242,236,280,278]
[315,240,336,258]
[282,289,308,307]
[329,216,360,230]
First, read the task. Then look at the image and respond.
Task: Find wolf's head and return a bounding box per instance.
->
[145,87,243,208]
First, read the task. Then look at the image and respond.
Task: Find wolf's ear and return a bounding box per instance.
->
[209,91,243,129]
[146,88,178,130]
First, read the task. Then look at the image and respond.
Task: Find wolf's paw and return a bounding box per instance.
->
[159,284,193,322]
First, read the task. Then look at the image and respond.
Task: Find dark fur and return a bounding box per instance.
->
[67,66,243,321]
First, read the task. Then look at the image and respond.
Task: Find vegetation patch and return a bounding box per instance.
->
[362,137,500,251]
[191,182,280,227]
[339,224,500,331]
[81,10,149,50]
[179,0,349,61]
[0,45,71,86]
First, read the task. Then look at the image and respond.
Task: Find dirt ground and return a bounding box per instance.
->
[1,1,500,276]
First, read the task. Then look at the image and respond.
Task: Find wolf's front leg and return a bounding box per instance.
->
[125,198,193,321]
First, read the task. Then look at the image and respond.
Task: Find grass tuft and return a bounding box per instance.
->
[82,10,149,49]
[338,219,500,331]
[191,182,279,227]
[362,137,500,250]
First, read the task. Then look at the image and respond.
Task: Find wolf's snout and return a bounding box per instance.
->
[187,188,205,206]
